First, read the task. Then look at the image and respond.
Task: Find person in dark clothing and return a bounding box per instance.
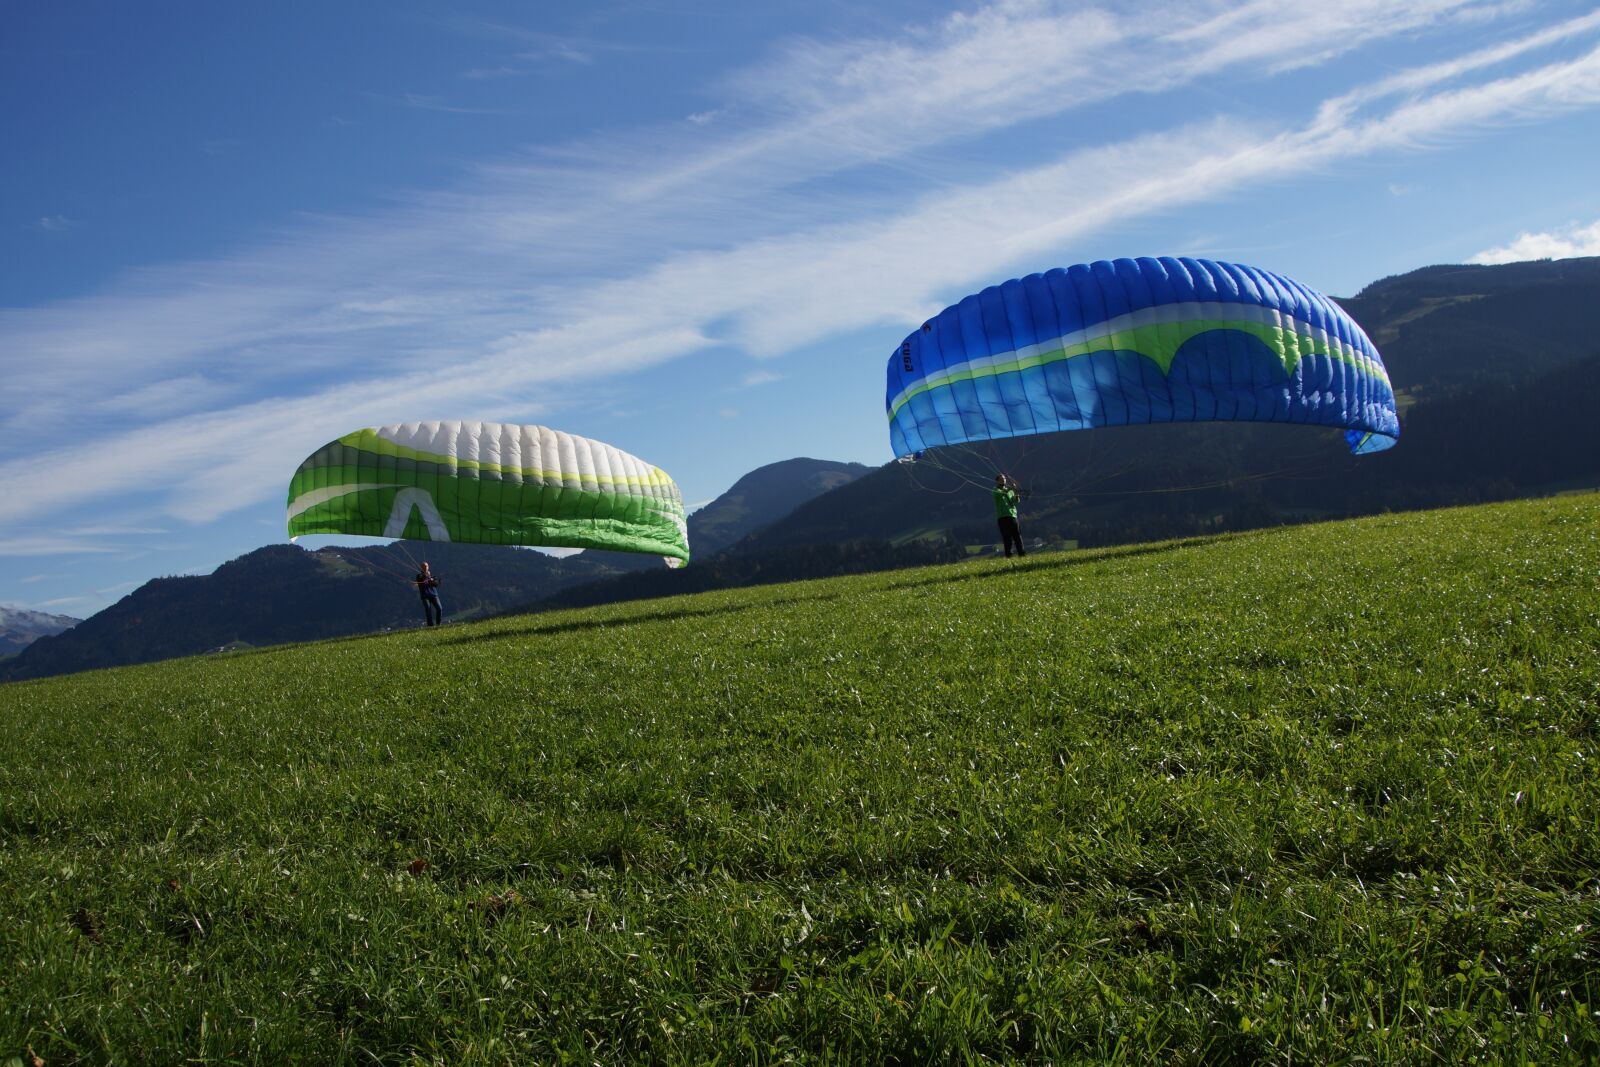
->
[414,561,443,626]
[994,474,1026,558]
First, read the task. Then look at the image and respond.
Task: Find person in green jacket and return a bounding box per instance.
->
[994,474,1025,558]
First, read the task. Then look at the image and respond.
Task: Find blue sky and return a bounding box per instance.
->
[5,0,1600,617]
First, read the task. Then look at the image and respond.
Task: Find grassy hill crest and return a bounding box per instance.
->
[3,494,1597,1062]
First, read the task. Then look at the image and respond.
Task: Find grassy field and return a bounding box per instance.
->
[2,496,1598,1064]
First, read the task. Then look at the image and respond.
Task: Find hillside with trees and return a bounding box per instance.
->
[1,458,871,681]
[538,257,1600,610]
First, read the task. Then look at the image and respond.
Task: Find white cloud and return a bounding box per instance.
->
[0,538,123,557]
[1470,218,1600,262]
[455,24,638,78]
[525,42,593,65]
[95,580,144,596]
[740,370,783,387]
[89,375,237,421]
[398,93,507,115]
[63,525,168,536]
[35,596,94,609]
[462,65,525,81]
[2,0,1598,538]
[33,215,80,232]
[1162,0,1527,75]
[1310,6,1600,137]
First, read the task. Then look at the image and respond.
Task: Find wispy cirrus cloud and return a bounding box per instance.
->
[455,23,652,78]
[680,0,1508,201]
[1160,0,1530,74]
[1311,5,1600,130]
[394,92,509,115]
[64,525,169,537]
[0,537,125,557]
[34,596,96,609]
[3,0,1598,542]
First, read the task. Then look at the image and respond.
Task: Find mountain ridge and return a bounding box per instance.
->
[0,605,81,658]
[1,457,872,682]
[687,457,874,556]
[524,256,1600,612]
[8,257,1598,681]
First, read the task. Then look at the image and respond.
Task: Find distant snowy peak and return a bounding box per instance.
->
[0,605,81,629]
[0,605,81,657]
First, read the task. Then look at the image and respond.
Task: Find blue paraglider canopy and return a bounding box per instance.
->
[886,256,1398,459]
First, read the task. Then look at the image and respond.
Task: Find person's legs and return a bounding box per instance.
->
[999,517,1025,557]
[997,518,1011,557]
[423,595,442,625]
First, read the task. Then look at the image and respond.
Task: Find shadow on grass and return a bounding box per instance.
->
[434,528,1281,646]
[439,591,845,646]
[5,528,1294,683]
[881,527,1279,593]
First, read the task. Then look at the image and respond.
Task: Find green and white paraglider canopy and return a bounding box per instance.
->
[286,421,689,567]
